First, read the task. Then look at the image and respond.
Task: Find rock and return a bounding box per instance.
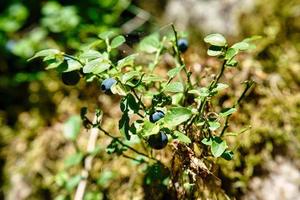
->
[164,0,254,35]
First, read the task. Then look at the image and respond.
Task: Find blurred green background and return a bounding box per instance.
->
[0,0,299,199]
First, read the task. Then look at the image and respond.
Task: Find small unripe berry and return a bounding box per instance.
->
[61,71,80,86]
[101,78,117,94]
[177,38,188,53]
[149,110,165,123]
[148,131,168,150]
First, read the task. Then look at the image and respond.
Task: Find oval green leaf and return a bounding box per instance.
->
[164,107,192,128]
[111,35,126,49]
[204,33,227,47]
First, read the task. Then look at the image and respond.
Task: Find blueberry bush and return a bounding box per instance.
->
[29,25,259,199]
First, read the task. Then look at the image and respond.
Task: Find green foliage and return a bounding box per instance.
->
[28,24,258,199]
[2,0,299,199]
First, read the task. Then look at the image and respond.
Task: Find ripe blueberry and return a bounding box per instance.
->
[148,131,168,150]
[177,38,188,53]
[61,71,80,86]
[101,78,117,94]
[149,110,165,123]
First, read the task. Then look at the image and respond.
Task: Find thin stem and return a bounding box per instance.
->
[198,60,227,114]
[150,37,165,72]
[186,60,227,130]
[74,115,100,200]
[63,53,84,67]
[219,81,254,137]
[132,88,147,111]
[98,127,158,161]
[171,24,192,87]
[122,154,145,164]
[209,60,227,90]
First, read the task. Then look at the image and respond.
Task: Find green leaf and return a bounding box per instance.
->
[106,138,127,155]
[111,35,126,48]
[211,137,227,157]
[208,121,220,131]
[62,59,82,72]
[80,50,102,60]
[204,33,227,47]
[188,89,201,96]
[110,83,126,96]
[201,137,212,146]
[174,131,191,144]
[164,82,184,93]
[164,107,192,128]
[225,48,238,60]
[28,49,60,61]
[143,74,165,83]
[231,41,250,51]
[139,33,160,53]
[171,93,184,105]
[117,54,137,69]
[45,59,64,70]
[141,122,159,137]
[64,152,83,168]
[83,58,110,74]
[126,94,140,113]
[121,71,140,83]
[221,150,234,160]
[119,113,131,140]
[66,175,81,191]
[167,66,183,78]
[207,45,223,56]
[63,115,81,141]
[98,31,115,40]
[219,107,237,117]
[211,83,229,93]
[141,121,160,137]
[226,59,238,67]
[199,87,210,98]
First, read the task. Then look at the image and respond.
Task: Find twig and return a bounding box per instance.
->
[219,81,254,137]
[171,24,192,87]
[98,127,158,162]
[74,115,101,200]
[63,53,84,67]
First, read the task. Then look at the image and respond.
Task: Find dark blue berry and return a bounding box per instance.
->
[148,131,168,150]
[101,78,117,94]
[177,38,188,53]
[61,71,80,86]
[149,110,165,123]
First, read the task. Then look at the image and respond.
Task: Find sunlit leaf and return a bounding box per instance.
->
[220,107,237,117]
[28,49,60,61]
[111,35,126,48]
[167,66,183,78]
[173,131,191,144]
[139,33,160,53]
[164,107,192,128]
[204,33,227,46]
[164,82,184,93]
[211,137,227,157]
[83,58,110,74]
[141,121,160,137]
